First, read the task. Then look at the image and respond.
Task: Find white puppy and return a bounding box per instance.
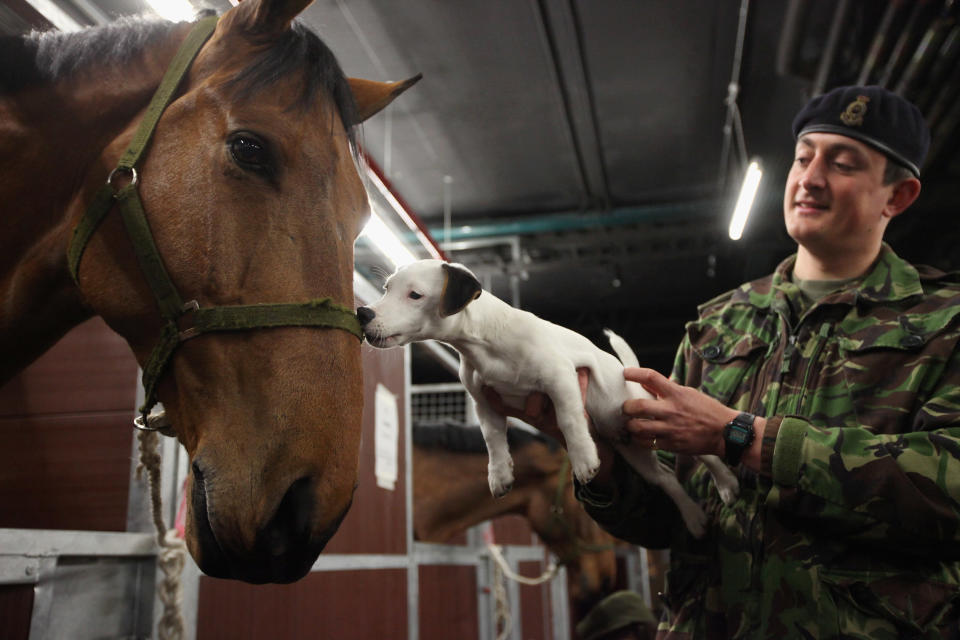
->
[358,260,738,537]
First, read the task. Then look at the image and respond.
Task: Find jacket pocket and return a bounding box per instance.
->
[819,567,960,638]
[685,320,770,406]
[837,310,960,433]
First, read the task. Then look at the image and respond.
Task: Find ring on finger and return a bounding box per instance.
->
[652,435,658,450]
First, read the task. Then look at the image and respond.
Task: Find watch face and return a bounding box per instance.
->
[729,429,750,445]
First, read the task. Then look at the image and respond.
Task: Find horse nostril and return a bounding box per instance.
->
[356,306,375,327]
[259,477,314,557]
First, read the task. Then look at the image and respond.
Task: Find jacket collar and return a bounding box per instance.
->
[729,243,923,311]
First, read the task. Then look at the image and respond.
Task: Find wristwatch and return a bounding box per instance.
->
[722,412,756,466]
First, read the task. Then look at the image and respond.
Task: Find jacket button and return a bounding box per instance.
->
[900,334,924,348]
[702,345,721,360]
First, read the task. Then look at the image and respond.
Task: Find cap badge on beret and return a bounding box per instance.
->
[840,95,869,127]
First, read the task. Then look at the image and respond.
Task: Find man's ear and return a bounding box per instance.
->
[440,263,482,317]
[883,177,921,220]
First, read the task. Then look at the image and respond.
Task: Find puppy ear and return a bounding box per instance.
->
[440,263,482,317]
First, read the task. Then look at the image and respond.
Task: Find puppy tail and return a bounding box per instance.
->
[603,328,640,367]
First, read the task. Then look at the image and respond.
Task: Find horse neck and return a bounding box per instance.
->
[412,446,535,542]
[0,23,192,382]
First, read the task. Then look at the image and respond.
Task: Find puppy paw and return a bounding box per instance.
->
[487,461,515,498]
[682,505,709,539]
[570,455,600,485]
[717,480,740,505]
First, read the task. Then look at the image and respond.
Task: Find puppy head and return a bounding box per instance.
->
[358,259,482,348]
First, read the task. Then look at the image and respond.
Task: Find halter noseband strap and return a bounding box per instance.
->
[67,16,362,432]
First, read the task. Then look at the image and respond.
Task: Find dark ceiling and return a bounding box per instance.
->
[5,0,959,381]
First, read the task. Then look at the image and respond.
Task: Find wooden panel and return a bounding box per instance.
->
[518,561,550,640]
[323,345,407,555]
[197,570,408,640]
[0,584,33,640]
[0,318,138,417]
[419,565,479,640]
[0,413,134,530]
[0,317,138,531]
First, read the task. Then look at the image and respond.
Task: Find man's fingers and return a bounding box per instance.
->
[624,367,673,397]
[622,396,655,418]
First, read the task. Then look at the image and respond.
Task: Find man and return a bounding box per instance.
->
[488,86,960,638]
[576,590,657,640]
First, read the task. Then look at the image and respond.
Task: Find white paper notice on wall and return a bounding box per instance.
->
[374,383,399,491]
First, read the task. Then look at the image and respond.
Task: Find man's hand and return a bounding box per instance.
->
[622,367,766,470]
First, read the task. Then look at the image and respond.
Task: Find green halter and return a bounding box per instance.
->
[67,16,362,433]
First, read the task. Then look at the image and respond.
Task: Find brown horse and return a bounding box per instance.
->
[412,421,619,620]
[0,0,417,583]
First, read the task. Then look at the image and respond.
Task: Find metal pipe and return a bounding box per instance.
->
[894,11,955,99]
[858,0,905,85]
[812,0,854,96]
[718,0,752,192]
[776,0,809,78]
[877,0,936,88]
[425,200,716,242]
[914,24,960,112]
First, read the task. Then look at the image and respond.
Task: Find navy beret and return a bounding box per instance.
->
[792,85,929,178]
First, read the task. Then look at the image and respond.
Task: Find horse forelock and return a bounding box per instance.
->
[0,16,179,94]
[223,19,358,147]
[3,14,358,148]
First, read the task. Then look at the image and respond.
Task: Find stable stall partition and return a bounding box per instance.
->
[0,315,561,639]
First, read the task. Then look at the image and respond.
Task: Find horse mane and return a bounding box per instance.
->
[1,12,357,140]
[413,420,561,454]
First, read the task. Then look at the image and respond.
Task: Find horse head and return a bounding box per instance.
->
[69,0,417,583]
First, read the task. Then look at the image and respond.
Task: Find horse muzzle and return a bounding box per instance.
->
[188,461,349,584]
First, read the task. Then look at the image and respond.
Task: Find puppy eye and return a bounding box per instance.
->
[409,291,423,300]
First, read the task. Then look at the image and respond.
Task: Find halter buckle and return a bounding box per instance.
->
[178,300,201,341]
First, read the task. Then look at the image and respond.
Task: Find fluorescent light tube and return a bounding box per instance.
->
[360,208,417,268]
[25,0,83,31]
[144,0,197,22]
[728,160,762,241]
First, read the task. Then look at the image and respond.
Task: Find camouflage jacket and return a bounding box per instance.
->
[577,244,960,639]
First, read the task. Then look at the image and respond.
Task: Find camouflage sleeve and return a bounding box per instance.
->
[574,451,687,549]
[763,342,960,556]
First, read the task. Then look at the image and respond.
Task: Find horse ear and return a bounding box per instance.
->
[228,0,312,36]
[440,263,482,318]
[349,74,422,123]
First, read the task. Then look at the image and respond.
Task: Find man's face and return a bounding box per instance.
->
[783,132,896,255]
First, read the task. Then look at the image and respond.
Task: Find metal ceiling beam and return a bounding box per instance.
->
[530,0,610,210]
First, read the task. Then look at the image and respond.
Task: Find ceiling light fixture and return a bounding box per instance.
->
[720,0,762,242]
[25,0,83,31]
[144,0,197,23]
[360,205,417,268]
[728,160,762,241]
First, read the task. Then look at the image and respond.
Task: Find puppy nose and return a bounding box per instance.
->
[356,306,375,327]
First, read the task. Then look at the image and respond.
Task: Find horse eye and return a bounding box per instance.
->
[228,133,272,174]
[409,291,423,300]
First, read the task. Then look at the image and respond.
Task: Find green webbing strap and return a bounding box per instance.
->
[67,16,219,286]
[139,298,362,415]
[116,15,219,171]
[116,184,185,320]
[67,184,115,283]
[188,298,363,338]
